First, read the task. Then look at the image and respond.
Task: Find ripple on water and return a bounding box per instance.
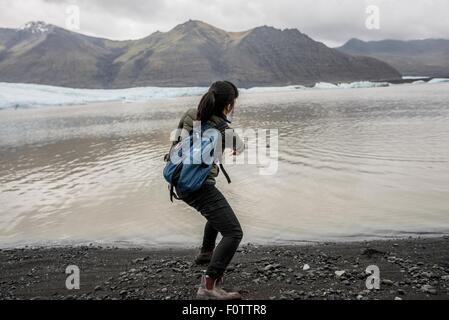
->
[1,85,449,247]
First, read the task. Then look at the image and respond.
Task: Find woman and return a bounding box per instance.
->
[173,81,245,300]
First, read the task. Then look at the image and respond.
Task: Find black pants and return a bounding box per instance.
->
[180,183,243,279]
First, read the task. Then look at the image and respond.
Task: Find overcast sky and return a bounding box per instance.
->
[0,0,448,46]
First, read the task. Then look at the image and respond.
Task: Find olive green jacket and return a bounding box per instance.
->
[172,108,245,184]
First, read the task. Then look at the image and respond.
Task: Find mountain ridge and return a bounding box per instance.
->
[337,38,449,77]
[0,20,401,89]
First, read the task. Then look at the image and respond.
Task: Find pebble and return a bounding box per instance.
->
[382,279,394,286]
[421,285,437,295]
[264,264,275,271]
[335,270,346,278]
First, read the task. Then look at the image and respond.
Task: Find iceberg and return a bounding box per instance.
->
[0,82,209,110]
[244,85,305,93]
[338,81,390,89]
[314,82,339,89]
[402,76,430,80]
[314,81,389,89]
[428,78,449,84]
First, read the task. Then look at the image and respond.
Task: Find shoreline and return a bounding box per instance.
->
[1,232,448,251]
[1,236,448,300]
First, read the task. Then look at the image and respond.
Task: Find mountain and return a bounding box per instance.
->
[0,22,129,88]
[338,38,449,78]
[0,20,401,89]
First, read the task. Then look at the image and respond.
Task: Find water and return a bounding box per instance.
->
[1,83,449,248]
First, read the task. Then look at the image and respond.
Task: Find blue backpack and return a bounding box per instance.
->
[163,120,231,202]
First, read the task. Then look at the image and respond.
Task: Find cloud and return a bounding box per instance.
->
[0,0,448,46]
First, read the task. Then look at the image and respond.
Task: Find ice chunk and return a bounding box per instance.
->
[314,81,389,89]
[244,85,305,93]
[314,82,339,89]
[402,76,429,80]
[428,78,449,84]
[338,81,390,89]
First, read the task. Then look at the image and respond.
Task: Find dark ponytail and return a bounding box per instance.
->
[197,81,239,122]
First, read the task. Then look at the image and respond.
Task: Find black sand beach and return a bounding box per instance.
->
[1,237,448,300]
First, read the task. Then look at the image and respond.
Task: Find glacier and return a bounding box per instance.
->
[0,82,209,110]
[0,82,308,109]
[0,79,440,110]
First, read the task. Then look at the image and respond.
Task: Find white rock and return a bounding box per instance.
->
[302,264,310,271]
[421,284,437,295]
[335,270,346,277]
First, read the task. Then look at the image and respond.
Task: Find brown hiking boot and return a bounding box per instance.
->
[194,250,213,265]
[196,275,242,300]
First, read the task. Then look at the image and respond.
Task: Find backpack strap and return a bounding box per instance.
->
[169,184,180,202]
[214,120,232,185]
[169,163,183,202]
[214,120,229,135]
[219,163,231,184]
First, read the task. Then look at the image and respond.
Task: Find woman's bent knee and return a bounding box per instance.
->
[223,228,243,242]
[233,229,243,242]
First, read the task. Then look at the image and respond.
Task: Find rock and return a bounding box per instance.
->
[382,279,394,286]
[361,248,385,257]
[394,297,402,300]
[397,289,405,295]
[335,270,346,278]
[132,258,146,264]
[94,286,102,292]
[421,272,434,278]
[285,290,297,296]
[303,264,310,271]
[264,264,275,271]
[421,285,437,295]
[161,287,168,293]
